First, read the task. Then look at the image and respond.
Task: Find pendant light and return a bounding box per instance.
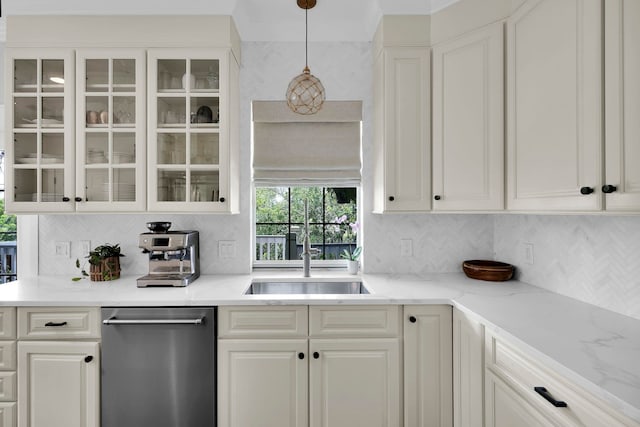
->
[286,0,326,115]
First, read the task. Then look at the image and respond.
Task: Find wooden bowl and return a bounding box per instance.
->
[462,260,514,282]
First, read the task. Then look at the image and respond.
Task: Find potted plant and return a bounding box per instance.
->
[73,243,124,281]
[334,215,362,274]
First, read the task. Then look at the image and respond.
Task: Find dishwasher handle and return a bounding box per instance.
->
[103,317,205,325]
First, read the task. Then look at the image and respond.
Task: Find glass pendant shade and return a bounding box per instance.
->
[286,66,326,115]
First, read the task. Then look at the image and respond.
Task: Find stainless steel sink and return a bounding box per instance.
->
[245,281,369,295]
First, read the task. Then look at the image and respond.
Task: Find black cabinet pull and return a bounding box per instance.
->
[298,352,305,360]
[313,352,320,359]
[388,196,395,202]
[62,197,71,202]
[74,197,82,202]
[534,386,567,408]
[44,321,68,327]
[434,195,441,201]
[580,187,594,195]
[409,316,417,323]
[84,355,94,363]
[219,197,226,203]
[602,185,617,194]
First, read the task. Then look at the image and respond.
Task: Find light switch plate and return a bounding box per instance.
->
[55,241,71,258]
[219,240,237,258]
[523,242,534,265]
[400,239,413,257]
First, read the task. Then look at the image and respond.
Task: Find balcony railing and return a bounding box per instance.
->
[256,235,355,261]
[0,232,17,284]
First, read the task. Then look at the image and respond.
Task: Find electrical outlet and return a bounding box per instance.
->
[219,240,237,258]
[79,240,91,258]
[400,239,413,257]
[55,241,71,258]
[524,242,534,265]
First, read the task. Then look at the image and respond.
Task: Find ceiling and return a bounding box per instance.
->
[2,0,460,41]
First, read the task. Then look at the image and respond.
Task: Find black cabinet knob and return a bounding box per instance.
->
[580,187,594,195]
[313,352,320,359]
[62,197,71,202]
[434,195,441,201]
[388,196,395,202]
[602,185,617,194]
[74,197,82,202]
[219,197,225,203]
[409,316,417,323]
[298,352,305,360]
[84,355,94,363]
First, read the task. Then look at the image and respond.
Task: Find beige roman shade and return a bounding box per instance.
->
[252,100,362,186]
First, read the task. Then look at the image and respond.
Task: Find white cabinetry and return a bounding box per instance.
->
[16,307,100,427]
[506,0,603,211]
[453,308,484,427]
[432,23,504,211]
[0,308,16,427]
[373,17,431,213]
[604,0,640,211]
[218,305,402,427]
[404,305,452,427]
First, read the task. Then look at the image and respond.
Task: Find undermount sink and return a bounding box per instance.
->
[245,280,370,295]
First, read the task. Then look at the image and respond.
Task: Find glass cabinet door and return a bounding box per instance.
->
[148,50,227,212]
[76,50,146,212]
[7,50,74,213]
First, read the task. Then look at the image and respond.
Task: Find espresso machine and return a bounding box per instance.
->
[137,222,200,287]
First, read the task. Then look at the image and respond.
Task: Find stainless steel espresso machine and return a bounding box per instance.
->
[137,222,200,287]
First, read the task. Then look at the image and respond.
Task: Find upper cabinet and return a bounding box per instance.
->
[373,17,431,213]
[506,0,603,211]
[432,22,504,211]
[604,0,640,211]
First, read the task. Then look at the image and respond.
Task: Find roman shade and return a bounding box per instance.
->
[252,100,362,186]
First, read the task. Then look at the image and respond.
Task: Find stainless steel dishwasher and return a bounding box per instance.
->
[101,307,216,427]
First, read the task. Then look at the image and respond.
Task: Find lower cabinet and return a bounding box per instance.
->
[453,308,484,427]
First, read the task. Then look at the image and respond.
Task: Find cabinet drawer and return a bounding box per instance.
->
[0,402,16,427]
[486,332,640,426]
[218,306,308,338]
[309,306,401,337]
[0,372,16,402]
[0,342,16,371]
[17,307,100,339]
[0,309,16,341]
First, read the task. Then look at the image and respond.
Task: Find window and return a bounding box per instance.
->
[255,187,359,265]
[0,150,18,283]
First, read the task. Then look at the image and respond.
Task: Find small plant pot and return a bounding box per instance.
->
[89,257,121,281]
[346,260,359,275]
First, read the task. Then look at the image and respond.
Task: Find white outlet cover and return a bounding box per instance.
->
[55,241,71,258]
[219,240,237,258]
[400,239,413,257]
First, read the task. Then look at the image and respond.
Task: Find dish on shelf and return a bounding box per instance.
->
[16,154,64,164]
[462,260,514,282]
[22,118,63,125]
[33,193,64,202]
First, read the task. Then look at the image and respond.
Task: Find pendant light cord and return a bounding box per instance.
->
[305,1,309,68]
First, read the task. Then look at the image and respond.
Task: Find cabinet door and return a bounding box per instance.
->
[5,49,75,213]
[404,305,453,427]
[604,0,640,211]
[147,48,233,212]
[453,309,484,427]
[506,0,603,211]
[309,338,401,427]
[17,341,99,427]
[374,47,431,213]
[75,49,146,212]
[433,23,504,211]
[218,339,308,427]
[486,370,558,427]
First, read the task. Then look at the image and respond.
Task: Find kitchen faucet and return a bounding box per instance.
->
[302,199,311,277]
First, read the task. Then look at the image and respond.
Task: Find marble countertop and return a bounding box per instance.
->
[0,271,638,422]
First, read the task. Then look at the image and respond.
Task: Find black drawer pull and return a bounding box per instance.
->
[580,186,594,195]
[298,352,305,360]
[313,352,320,359]
[84,355,94,363]
[409,316,417,323]
[534,386,567,408]
[45,321,68,327]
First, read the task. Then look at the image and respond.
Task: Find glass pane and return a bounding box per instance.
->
[42,134,64,164]
[157,59,186,91]
[14,60,37,92]
[86,59,108,91]
[190,133,219,165]
[86,96,109,126]
[14,134,37,163]
[86,133,108,164]
[113,59,135,89]
[255,187,290,223]
[41,169,64,202]
[41,97,64,125]
[290,187,323,223]
[14,97,37,127]
[42,59,64,93]
[113,96,135,125]
[158,170,186,202]
[14,169,37,201]
[190,171,219,202]
[158,133,186,164]
[191,60,219,91]
[190,97,219,127]
[113,169,136,202]
[158,97,186,127]
[86,169,109,202]
[113,133,136,164]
